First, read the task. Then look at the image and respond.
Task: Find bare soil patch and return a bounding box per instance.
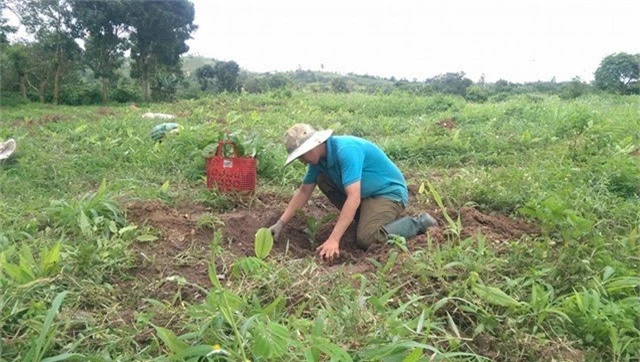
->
[115,191,539,310]
[436,117,457,130]
[11,114,66,129]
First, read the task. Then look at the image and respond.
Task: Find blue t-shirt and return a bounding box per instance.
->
[302,136,409,205]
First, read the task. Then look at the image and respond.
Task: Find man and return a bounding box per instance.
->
[269,124,437,262]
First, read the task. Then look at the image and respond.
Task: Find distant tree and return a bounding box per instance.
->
[560,77,590,99]
[213,60,240,92]
[492,79,515,94]
[265,73,291,90]
[464,85,489,103]
[3,43,29,100]
[331,78,349,93]
[22,42,56,102]
[17,0,81,104]
[425,72,472,96]
[594,52,640,94]
[151,66,183,102]
[72,0,130,103]
[128,0,196,101]
[195,64,215,91]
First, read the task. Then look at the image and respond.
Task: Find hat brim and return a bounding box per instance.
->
[284,129,333,166]
[0,139,16,160]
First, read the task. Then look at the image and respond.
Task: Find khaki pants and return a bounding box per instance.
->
[317,174,404,249]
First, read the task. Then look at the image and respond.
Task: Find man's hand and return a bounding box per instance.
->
[316,238,340,263]
[268,219,285,241]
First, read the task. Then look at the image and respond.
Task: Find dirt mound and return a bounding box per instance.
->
[436,118,457,130]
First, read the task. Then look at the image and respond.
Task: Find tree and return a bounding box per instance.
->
[72,0,129,103]
[128,0,196,101]
[17,0,81,104]
[594,52,640,94]
[195,64,215,91]
[213,60,239,92]
[3,43,29,100]
[331,77,349,93]
[425,72,473,96]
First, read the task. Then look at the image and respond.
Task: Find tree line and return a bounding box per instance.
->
[0,0,196,104]
[0,0,638,106]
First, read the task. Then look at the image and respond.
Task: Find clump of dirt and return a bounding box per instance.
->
[436,118,457,130]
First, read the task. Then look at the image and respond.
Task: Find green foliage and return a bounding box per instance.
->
[214,60,240,93]
[330,77,350,93]
[464,84,489,102]
[519,194,595,240]
[195,63,215,91]
[127,0,196,101]
[425,72,473,96]
[594,52,640,94]
[254,227,274,259]
[2,92,640,360]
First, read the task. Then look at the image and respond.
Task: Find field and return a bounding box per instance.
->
[1,91,640,361]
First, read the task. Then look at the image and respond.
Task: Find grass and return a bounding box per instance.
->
[1,91,640,361]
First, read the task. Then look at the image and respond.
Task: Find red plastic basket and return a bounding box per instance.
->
[206,141,257,193]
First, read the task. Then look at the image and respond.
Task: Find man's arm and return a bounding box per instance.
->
[269,182,316,240]
[280,182,316,224]
[316,181,361,262]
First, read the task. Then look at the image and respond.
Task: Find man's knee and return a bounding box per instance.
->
[356,228,387,249]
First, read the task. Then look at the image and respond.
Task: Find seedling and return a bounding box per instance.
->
[420,180,462,239]
[387,234,409,252]
[254,227,274,259]
[304,215,320,245]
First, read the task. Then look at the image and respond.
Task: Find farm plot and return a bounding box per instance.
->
[1,93,640,360]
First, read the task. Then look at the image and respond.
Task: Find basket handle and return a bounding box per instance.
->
[216,140,238,157]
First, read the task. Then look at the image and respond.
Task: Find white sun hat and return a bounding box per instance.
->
[283,124,333,166]
[0,138,16,160]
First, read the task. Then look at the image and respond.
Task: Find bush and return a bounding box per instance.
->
[464,85,489,103]
[59,82,102,105]
[330,78,350,93]
[110,83,142,103]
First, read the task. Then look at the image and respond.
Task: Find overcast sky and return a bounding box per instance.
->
[187,0,640,83]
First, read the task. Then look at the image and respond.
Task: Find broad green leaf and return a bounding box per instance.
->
[79,211,92,236]
[262,295,284,317]
[605,277,640,292]
[160,180,170,192]
[118,224,138,235]
[311,336,353,362]
[175,345,221,359]
[153,325,188,354]
[137,234,158,242]
[415,309,427,334]
[1,260,34,283]
[255,227,274,259]
[25,291,68,361]
[19,243,36,269]
[41,241,61,275]
[472,284,520,308]
[41,352,85,362]
[403,348,423,362]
